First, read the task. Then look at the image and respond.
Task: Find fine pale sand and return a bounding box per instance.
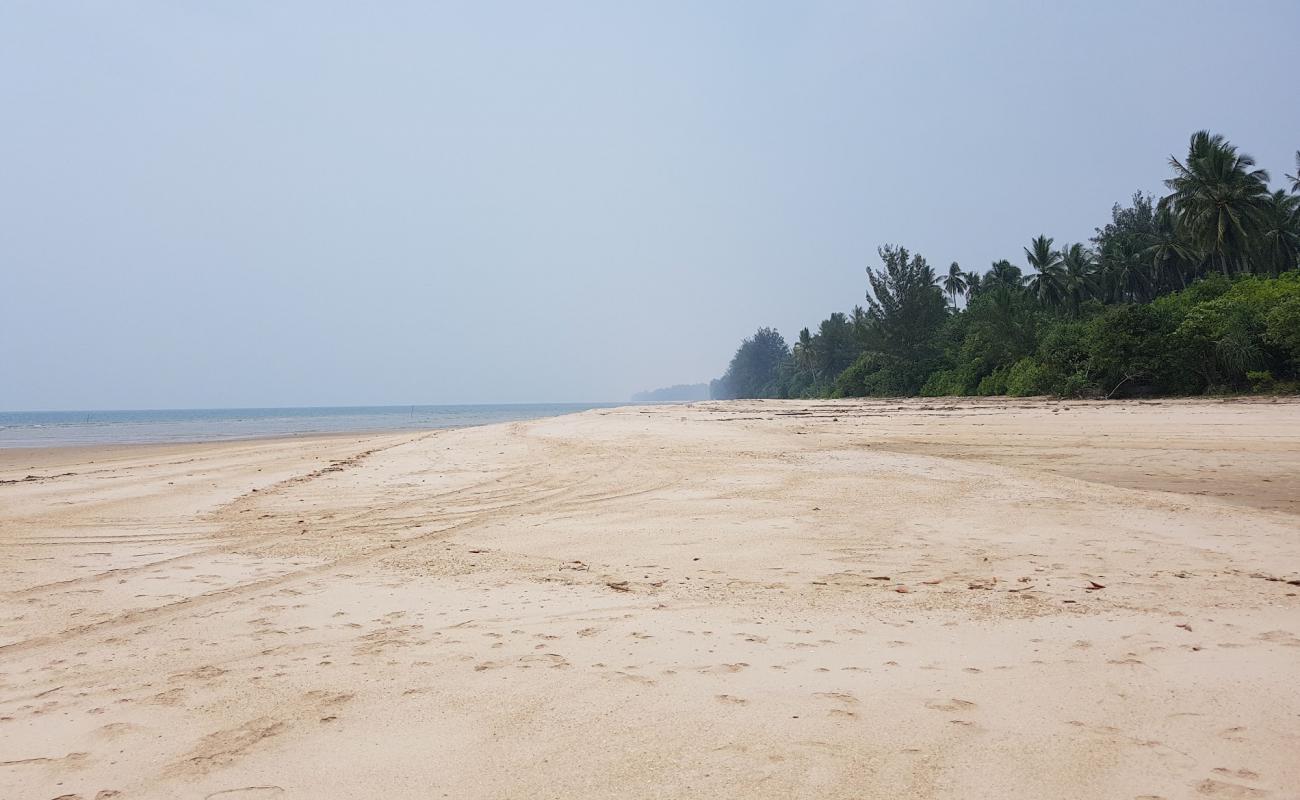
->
[2,399,1299,800]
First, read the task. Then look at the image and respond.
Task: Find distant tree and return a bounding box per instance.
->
[943,262,967,310]
[1059,243,1096,317]
[812,312,859,379]
[793,327,816,374]
[984,259,1023,292]
[1144,205,1199,292]
[1161,131,1271,275]
[1094,193,1159,302]
[1023,235,1065,310]
[1098,236,1151,303]
[850,305,870,345]
[715,327,790,399]
[709,131,1300,402]
[861,245,948,381]
[1257,190,1300,275]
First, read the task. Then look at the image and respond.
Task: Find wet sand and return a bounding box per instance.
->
[2,398,1298,799]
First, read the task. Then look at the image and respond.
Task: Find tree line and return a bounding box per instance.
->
[712,132,1300,400]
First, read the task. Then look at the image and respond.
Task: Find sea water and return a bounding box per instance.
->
[0,403,625,448]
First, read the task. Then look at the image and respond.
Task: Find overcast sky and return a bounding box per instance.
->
[2,1,1298,410]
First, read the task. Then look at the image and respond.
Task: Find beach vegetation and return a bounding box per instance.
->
[712,132,1300,400]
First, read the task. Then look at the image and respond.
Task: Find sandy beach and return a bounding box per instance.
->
[2,398,1298,800]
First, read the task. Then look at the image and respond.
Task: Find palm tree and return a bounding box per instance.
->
[793,327,817,376]
[964,270,983,301]
[1144,205,1199,291]
[1023,235,1066,310]
[943,262,967,310]
[849,305,872,351]
[1288,150,1300,194]
[1059,243,1095,316]
[986,259,1023,291]
[1257,190,1300,275]
[1098,239,1150,302]
[1161,131,1271,275]
[917,256,939,289]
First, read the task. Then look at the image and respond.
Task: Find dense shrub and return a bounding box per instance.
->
[919,369,965,396]
[1006,357,1051,396]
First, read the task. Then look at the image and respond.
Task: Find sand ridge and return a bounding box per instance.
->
[1,398,1298,799]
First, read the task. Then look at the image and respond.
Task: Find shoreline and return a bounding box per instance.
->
[2,398,1297,798]
[0,429,418,471]
[3,392,1294,452]
[0,401,626,452]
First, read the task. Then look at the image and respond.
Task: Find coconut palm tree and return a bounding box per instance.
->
[1023,235,1066,310]
[1098,238,1150,302]
[985,259,1023,291]
[1288,150,1300,194]
[1161,131,1271,275]
[963,270,983,301]
[1257,190,1300,275]
[1144,205,1199,291]
[793,327,817,375]
[1059,243,1095,317]
[942,262,967,310]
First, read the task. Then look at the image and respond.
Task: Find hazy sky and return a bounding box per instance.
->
[2,1,1298,410]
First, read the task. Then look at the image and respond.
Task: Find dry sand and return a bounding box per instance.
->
[2,398,1299,800]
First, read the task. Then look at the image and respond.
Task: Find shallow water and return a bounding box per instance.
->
[0,403,626,447]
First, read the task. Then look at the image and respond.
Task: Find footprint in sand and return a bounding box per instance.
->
[1256,630,1300,647]
[925,698,976,712]
[699,663,749,674]
[95,722,144,739]
[613,671,655,686]
[1212,768,1261,781]
[1195,778,1267,798]
[517,653,569,669]
[180,665,229,681]
[147,688,187,706]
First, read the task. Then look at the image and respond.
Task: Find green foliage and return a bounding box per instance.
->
[1080,304,1174,395]
[710,131,1300,401]
[714,327,789,399]
[862,245,949,372]
[976,367,1010,396]
[832,353,917,398]
[1264,295,1300,364]
[1006,358,1051,396]
[919,369,965,397]
[1247,371,1275,393]
[1163,131,1272,275]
